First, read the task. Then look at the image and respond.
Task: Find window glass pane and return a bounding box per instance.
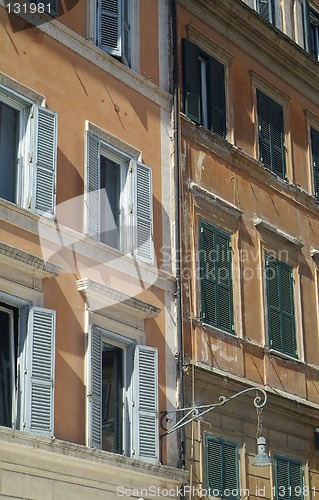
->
[0,309,13,427]
[102,343,123,454]
[100,155,121,249]
[0,102,18,203]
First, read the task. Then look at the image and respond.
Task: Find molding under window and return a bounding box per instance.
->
[254,218,304,248]
[189,182,242,219]
[77,278,161,325]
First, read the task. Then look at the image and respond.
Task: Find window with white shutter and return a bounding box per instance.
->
[87,327,159,463]
[0,84,57,218]
[85,131,154,264]
[0,298,56,438]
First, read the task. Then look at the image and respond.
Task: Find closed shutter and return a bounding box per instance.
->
[86,132,100,239]
[200,222,233,333]
[206,436,239,500]
[98,0,122,57]
[209,56,226,138]
[88,326,102,449]
[275,457,303,500]
[257,0,275,24]
[33,107,57,217]
[257,90,285,178]
[266,256,296,357]
[25,307,56,437]
[311,127,319,198]
[132,345,159,463]
[134,162,153,264]
[182,39,201,124]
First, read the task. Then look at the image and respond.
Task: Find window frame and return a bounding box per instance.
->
[205,434,240,500]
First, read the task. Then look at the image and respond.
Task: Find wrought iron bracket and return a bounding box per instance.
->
[160,387,267,436]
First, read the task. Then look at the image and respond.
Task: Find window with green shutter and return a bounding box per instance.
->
[275,456,303,500]
[256,0,276,24]
[199,222,233,333]
[311,127,319,199]
[206,435,239,500]
[265,255,297,357]
[257,89,286,178]
[183,39,226,138]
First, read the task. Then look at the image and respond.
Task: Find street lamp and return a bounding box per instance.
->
[160,386,272,467]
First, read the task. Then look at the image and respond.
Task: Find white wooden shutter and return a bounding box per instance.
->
[87,326,102,449]
[98,0,122,57]
[132,345,159,463]
[122,0,130,65]
[133,162,154,264]
[33,107,57,217]
[25,307,56,437]
[86,132,100,239]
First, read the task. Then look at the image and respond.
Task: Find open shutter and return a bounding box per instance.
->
[311,127,319,198]
[25,307,55,437]
[88,326,102,449]
[271,99,285,178]
[217,232,233,331]
[200,223,217,325]
[209,56,226,138]
[266,257,282,351]
[86,132,100,239]
[182,39,201,124]
[122,0,130,65]
[132,345,158,463]
[33,107,57,217]
[98,0,122,57]
[257,0,275,24]
[280,264,296,356]
[134,162,153,264]
[257,90,272,170]
[302,0,311,52]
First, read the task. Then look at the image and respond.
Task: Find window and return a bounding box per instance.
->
[257,89,286,178]
[87,327,159,463]
[206,435,239,500]
[182,39,226,138]
[199,221,233,333]
[86,131,154,264]
[0,297,56,436]
[0,85,57,217]
[265,255,297,357]
[256,0,275,24]
[95,0,130,66]
[311,127,319,198]
[274,456,303,500]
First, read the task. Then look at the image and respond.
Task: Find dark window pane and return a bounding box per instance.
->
[0,310,13,427]
[0,102,18,203]
[100,155,121,249]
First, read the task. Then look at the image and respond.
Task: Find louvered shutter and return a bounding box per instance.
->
[276,458,290,500]
[45,0,58,15]
[302,1,311,53]
[275,457,303,500]
[88,327,102,449]
[134,162,153,264]
[25,307,55,437]
[311,127,319,198]
[206,436,239,500]
[98,0,122,57]
[257,90,272,170]
[290,461,303,500]
[200,222,233,333]
[257,0,275,24]
[271,100,285,178]
[209,56,226,138]
[266,256,296,357]
[132,345,158,463]
[182,39,201,124]
[122,0,130,65]
[86,132,100,240]
[33,107,57,217]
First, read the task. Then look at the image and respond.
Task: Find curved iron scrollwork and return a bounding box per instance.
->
[160,387,267,436]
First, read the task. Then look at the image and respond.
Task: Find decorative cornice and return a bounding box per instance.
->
[0,242,61,276]
[254,218,304,248]
[77,278,161,319]
[189,182,242,219]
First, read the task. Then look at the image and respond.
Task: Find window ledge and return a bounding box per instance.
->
[254,218,304,248]
[266,348,301,364]
[189,182,242,219]
[77,278,161,319]
[192,317,240,344]
[0,242,61,278]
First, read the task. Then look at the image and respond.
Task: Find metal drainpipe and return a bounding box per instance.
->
[171,0,186,473]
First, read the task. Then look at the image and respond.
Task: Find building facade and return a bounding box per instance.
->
[0,0,188,498]
[175,0,319,498]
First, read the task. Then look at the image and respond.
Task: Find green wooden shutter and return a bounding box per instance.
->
[257,90,285,178]
[311,127,319,198]
[275,457,303,500]
[206,436,239,500]
[182,39,201,124]
[209,56,226,138]
[200,222,233,333]
[266,256,296,357]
